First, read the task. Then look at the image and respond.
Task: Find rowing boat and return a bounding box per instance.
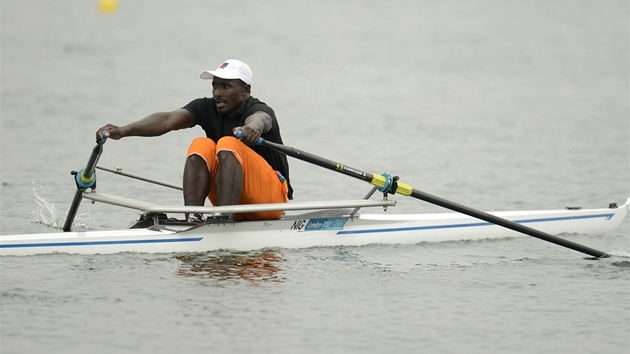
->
[1,138,627,257]
[2,187,627,256]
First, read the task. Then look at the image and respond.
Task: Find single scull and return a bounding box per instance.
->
[1,137,626,257]
[1,192,627,256]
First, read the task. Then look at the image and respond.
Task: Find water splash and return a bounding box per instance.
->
[607,248,630,258]
[31,180,62,229]
[29,181,96,230]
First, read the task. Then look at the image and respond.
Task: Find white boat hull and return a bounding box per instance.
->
[1,200,627,256]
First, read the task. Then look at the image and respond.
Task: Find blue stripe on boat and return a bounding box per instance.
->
[0,237,203,249]
[336,213,616,235]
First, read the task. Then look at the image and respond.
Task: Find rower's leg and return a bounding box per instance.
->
[216,150,243,206]
[183,154,210,207]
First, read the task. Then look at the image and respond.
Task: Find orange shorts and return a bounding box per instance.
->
[187,136,288,220]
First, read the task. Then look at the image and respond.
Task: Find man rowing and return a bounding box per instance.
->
[96,59,293,221]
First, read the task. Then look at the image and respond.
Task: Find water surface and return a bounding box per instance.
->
[1,1,628,353]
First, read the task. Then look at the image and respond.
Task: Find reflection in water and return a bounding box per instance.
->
[175,250,284,283]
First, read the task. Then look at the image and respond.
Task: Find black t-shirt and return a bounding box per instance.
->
[183,96,293,199]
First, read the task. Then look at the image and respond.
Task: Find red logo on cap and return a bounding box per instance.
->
[219,62,229,69]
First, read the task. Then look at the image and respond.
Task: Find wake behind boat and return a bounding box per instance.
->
[1,137,627,257]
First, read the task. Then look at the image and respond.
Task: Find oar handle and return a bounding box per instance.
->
[97,130,108,145]
[235,130,264,145]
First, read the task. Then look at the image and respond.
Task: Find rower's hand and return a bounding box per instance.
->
[233,126,261,145]
[96,124,122,142]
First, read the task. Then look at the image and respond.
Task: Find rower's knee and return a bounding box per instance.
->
[217,151,242,176]
[186,153,205,165]
[217,150,235,162]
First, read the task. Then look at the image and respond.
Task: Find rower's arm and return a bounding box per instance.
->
[233,111,271,144]
[98,109,196,141]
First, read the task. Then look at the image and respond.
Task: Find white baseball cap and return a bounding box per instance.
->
[200,59,253,86]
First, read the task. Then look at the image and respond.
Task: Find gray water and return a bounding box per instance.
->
[1,1,629,353]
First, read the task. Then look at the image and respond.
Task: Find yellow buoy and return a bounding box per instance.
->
[98,0,118,14]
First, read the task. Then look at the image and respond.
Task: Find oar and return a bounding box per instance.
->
[257,138,610,258]
[62,133,106,231]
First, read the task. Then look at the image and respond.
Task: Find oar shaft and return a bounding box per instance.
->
[260,139,610,258]
[261,140,376,184]
[63,189,85,232]
[83,145,102,180]
[409,189,609,258]
[62,144,103,232]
